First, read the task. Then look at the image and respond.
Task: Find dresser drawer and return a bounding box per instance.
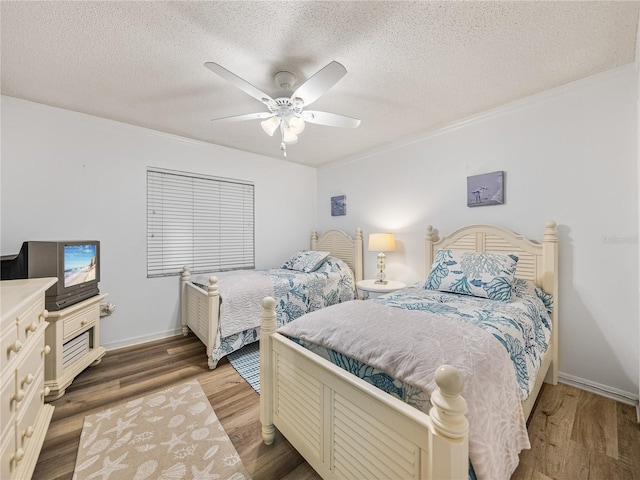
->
[17,297,46,345]
[63,303,99,340]
[0,419,16,480]
[1,320,20,367]
[0,368,17,437]
[15,335,45,411]
[16,368,45,455]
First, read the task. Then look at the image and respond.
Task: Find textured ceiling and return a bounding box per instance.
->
[1,1,638,167]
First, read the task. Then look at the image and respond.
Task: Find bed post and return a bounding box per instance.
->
[311,230,318,249]
[543,220,559,385]
[205,276,219,369]
[355,227,364,282]
[428,365,469,480]
[260,296,277,445]
[425,225,436,277]
[180,266,191,335]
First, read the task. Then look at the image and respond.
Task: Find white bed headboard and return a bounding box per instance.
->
[311,228,364,282]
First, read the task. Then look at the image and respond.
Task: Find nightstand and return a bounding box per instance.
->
[356,279,406,300]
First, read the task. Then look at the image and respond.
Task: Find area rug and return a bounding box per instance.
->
[73,379,251,480]
[227,342,260,394]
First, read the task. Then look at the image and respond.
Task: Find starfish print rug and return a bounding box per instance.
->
[73,379,251,480]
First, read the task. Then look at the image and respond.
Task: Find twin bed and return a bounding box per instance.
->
[258,222,559,480]
[180,228,364,368]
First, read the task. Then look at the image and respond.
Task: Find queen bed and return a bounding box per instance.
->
[181,228,364,368]
[259,222,559,480]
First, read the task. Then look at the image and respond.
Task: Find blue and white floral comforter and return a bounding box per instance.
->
[278,278,553,480]
[192,256,355,367]
[376,278,553,400]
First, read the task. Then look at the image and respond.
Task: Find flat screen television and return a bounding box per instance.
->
[1,241,100,310]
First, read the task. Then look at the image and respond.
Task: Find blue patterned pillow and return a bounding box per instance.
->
[281,250,330,273]
[512,278,554,315]
[425,249,519,302]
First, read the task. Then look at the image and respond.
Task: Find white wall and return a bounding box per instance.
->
[1,96,317,349]
[317,65,639,401]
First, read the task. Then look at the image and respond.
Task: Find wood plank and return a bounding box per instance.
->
[571,388,618,459]
[518,382,580,478]
[617,402,640,480]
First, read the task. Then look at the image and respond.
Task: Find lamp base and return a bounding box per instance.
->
[374,279,388,285]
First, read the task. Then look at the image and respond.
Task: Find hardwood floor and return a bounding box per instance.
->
[33,334,639,480]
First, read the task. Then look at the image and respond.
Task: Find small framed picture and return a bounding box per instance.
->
[331,195,346,216]
[467,171,504,207]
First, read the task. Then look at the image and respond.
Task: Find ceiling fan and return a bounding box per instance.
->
[205,61,361,157]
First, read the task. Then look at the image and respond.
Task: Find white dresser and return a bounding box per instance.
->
[1,278,56,480]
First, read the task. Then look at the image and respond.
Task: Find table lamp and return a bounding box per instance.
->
[368,233,396,284]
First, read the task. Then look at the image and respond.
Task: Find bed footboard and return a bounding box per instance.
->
[260,297,469,480]
[181,266,220,369]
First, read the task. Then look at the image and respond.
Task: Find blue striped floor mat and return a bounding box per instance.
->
[227,342,260,394]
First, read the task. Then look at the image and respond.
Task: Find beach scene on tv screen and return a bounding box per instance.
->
[64,245,97,287]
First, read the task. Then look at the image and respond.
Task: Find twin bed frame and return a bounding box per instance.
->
[259,222,559,480]
[181,228,364,368]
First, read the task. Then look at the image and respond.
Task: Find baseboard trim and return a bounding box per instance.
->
[102,328,183,351]
[559,372,639,408]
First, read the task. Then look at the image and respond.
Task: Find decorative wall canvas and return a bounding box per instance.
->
[331,195,347,216]
[467,171,504,207]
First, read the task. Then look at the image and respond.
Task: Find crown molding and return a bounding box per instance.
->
[321,63,636,171]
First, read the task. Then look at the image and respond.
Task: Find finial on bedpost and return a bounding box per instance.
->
[544,221,558,242]
[207,276,219,296]
[260,297,277,445]
[311,230,318,250]
[425,225,434,241]
[429,365,468,439]
[356,227,362,241]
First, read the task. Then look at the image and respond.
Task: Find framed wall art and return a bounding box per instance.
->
[331,195,347,216]
[467,171,504,207]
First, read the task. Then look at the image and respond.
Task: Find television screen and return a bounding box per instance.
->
[64,244,97,288]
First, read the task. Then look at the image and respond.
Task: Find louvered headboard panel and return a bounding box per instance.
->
[311,228,364,282]
[425,223,558,292]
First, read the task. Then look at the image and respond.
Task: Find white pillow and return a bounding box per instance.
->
[425,249,519,302]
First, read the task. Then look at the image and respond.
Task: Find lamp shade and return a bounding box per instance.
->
[368,233,396,252]
[261,116,280,136]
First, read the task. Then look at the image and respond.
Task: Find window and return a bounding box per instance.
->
[147,167,255,277]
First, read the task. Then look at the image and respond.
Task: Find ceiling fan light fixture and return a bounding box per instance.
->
[282,128,298,144]
[287,115,305,135]
[260,116,280,136]
[206,60,360,158]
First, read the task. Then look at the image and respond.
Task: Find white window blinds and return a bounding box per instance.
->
[147,168,255,277]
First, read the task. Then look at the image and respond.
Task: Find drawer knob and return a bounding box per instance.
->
[8,340,22,354]
[81,319,88,326]
[22,426,34,439]
[39,309,49,320]
[11,448,25,463]
[12,389,25,403]
[21,373,34,387]
[42,345,52,355]
[42,387,51,397]
[26,321,38,333]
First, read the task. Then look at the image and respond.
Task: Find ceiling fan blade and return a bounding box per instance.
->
[302,110,361,128]
[211,112,275,123]
[205,62,276,107]
[291,61,347,107]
